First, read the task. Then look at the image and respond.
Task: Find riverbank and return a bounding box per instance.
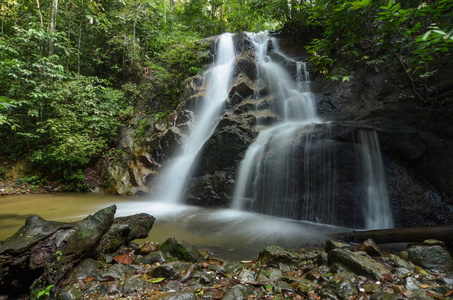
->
[1,205,453,299]
[12,238,453,299]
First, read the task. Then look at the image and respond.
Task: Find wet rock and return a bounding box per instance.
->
[0,205,118,297]
[328,249,390,280]
[321,291,340,300]
[65,258,105,283]
[193,270,214,284]
[282,277,316,293]
[331,271,356,283]
[97,213,155,254]
[159,237,205,263]
[221,284,253,300]
[404,276,421,291]
[335,279,358,299]
[151,261,191,280]
[385,253,414,271]
[406,244,453,273]
[325,240,352,253]
[238,268,255,282]
[423,239,445,247]
[363,283,383,293]
[122,277,153,293]
[137,241,159,255]
[150,292,197,300]
[234,49,257,80]
[370,292,405,300]
[57,285,82,300]
[258,245,302,266]
[224,261,243,275]
[135,251,166,265]
[102,264,136,280]
[358,239,383,257]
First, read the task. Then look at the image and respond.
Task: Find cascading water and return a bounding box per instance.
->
[232,32,321,217]
[152,34,235,203]
[231,32,393,229]
[358,129,394,229]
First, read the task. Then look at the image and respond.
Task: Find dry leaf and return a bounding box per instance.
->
[82,277,94,283]
[419,284,431,289]
[114,254,132,265]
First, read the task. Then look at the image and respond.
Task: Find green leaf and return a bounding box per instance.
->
[148,277,166,283]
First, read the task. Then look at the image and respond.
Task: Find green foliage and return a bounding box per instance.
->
[296,0,452,104]
[36,284,54,299]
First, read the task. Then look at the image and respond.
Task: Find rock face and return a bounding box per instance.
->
[103,32,453,229]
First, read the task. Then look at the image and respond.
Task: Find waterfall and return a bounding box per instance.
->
[232,32,320,215]
[358,129,394,229]
[231,32,393,229]
[152,33,236,203]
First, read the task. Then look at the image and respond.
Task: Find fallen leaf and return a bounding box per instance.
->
[419,284,431,289]
[77,278,85,290]
[246,280,268,286]
[382,273,393,281]
[148,277,166,283]
[445,289,453,297]
[100,276,115,282]
[114,254,132,265]
[82,277,94,283]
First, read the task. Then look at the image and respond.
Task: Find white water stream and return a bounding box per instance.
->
[152,34,235,203]
[231,32,393,229]
[358,129,394,229]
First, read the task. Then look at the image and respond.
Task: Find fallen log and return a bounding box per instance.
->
[0,205,155,299]
[326,224,453,244]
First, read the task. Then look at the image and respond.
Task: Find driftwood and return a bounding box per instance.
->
[0,205,155,298]
[326,224,453,244]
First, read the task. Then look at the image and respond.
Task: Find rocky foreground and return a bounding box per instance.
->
[1,207,453,300]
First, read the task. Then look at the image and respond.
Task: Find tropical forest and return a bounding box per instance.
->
[0,0,452,299]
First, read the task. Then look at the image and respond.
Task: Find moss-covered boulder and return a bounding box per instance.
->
[159,237,205,263]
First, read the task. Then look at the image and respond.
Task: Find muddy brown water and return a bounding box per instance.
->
[0,193,346,260]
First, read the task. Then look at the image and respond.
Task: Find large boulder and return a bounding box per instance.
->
[0,206,155,298]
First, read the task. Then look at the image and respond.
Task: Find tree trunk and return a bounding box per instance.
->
[78,0,84,75]
[36,0,44,28]
[48,0,58,56]
[327,225,453,244]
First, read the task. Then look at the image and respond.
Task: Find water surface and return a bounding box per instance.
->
[0,193,345,260]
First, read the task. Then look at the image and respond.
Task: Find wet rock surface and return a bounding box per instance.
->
[11,237,453,299]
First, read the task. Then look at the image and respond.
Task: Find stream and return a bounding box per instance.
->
[0,193,348,260]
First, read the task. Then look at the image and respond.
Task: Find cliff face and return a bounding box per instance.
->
[103,32,453,228]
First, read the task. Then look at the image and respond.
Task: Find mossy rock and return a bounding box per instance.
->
[159,237,205,263]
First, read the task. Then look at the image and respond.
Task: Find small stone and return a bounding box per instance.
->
[404,276,420,291]
[135,251,166,265]
[258,245,302,266]
[370,292,405,300]
[423,239,445,247]
[358,239,383,257]
[138,241,159,255]
[224,261,243,275]
[364,283,383,293]
[335,279,358,299]
[325,240,351,253]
